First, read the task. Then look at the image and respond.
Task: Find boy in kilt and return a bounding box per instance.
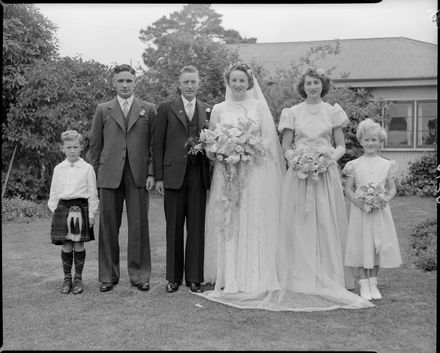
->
[48,130,99,294]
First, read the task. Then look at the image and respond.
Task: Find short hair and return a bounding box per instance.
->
[428,119,437,129]
[356,118,387,142]
[224,62,254,90]
[61,130,83,144]
[111,64,135,76]
[297,68,331,98]
[179,65,199,77]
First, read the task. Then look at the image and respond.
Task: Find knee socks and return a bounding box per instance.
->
[73,250,86,280]
[61,250,73,280]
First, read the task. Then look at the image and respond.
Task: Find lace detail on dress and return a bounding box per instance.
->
[330,103,349,128]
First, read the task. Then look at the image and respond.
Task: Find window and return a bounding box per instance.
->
[383,102,413,148]
[417,101,437,147]
[382,100,437,150]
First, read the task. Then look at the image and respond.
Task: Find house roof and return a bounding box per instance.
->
[227,37,437,83]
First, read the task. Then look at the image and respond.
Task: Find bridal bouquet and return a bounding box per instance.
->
[285,145,334,182]
[196,116,268,165]
[196,116,269,240]
[354,182,388,213]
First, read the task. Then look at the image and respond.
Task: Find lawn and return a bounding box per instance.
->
[1,195,437,352]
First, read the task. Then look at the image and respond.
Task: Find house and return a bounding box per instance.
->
[228,37,437,176]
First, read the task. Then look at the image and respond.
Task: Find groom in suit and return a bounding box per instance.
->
[88,64,156,292]
[153,65,211,293]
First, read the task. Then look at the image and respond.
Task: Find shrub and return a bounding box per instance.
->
[397,152,438,197]
[1,197,50,221]
[409,217,437,271]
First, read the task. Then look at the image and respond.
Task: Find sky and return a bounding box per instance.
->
[35,1,438,68]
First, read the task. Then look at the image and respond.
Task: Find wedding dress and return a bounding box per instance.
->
[194,75,374,311]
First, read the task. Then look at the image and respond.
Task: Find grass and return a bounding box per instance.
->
[1,195,437,351]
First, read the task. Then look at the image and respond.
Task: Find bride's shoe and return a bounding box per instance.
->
[358,279,372,300]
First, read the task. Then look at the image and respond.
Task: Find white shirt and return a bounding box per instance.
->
[117,95,134,113]
[181,95,196,120]
[48,157,99,219]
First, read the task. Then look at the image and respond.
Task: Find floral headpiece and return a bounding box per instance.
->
[228,62,253,77]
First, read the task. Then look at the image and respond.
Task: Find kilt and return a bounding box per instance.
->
[50,198,95,245]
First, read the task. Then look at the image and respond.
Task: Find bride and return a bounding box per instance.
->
[202,63,285,296]
[195,63,374,311]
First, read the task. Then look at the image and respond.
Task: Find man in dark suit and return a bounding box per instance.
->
[153,65,211,293]
[88,64,156,292]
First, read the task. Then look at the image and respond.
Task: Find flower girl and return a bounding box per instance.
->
[342,119,402,300]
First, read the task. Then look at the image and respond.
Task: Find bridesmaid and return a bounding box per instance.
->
[277,67,373,310]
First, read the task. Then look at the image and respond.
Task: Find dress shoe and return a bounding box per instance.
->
[60,278,72,294]
[72,278,83,294]
[369,277,382,300]
[100,282,114,292]
[166,282,179,293]
[137,282,150,291]
[358,279,372,300]
[189,282,202,293]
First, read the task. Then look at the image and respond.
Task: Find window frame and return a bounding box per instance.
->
[381,99,437,152]
[382,100,415,150]
[415,100,437,149]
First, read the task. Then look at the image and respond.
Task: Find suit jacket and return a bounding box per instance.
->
[87,96,156,189]
[153,97,211,190]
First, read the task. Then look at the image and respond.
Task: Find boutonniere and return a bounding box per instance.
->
[139,109,146,117]
[205,107,211,114]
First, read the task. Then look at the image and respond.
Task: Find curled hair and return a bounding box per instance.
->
[179,65,199,77]
[297,68,331,98]
[111,64,135,76]
[356,118,387,142]
[61,130,83,144]
[224,62,254,90]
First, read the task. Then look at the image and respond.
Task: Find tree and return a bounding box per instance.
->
[136,4,253,105]
[2,56,113,200]
[2,4,58,117]
[139,4,256,48]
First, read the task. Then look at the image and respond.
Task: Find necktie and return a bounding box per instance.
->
[122,100,129,118]
[186,102,194,121]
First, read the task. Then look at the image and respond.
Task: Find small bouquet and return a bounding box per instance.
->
[185,136,204,156]
[354,182,388,213]
[184,107,212,156]
[285,145,334,182]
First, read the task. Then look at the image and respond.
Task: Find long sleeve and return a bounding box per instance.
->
[47,166,60,213]
[209,104,220,129]
[152,102,168,181]
[148,105,157,176]
[87,165,99,219]
[87,104,104,176]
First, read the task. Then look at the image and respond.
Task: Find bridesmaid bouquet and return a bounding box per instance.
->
[285,145,334,182]
[354,182,388,213]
